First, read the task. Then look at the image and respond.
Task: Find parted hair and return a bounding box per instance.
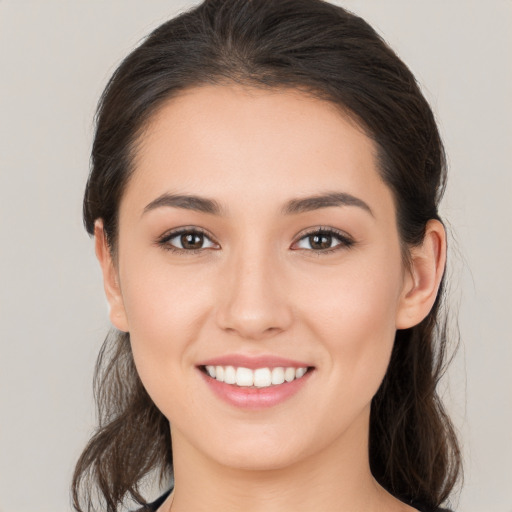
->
[73,1,462,510]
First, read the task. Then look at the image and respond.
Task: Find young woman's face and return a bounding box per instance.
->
[110,85,412,471]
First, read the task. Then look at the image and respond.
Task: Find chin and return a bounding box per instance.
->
[195,419,336,473]
[212,444,305,472]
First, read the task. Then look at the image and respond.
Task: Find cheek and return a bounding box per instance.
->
[301,251,402,332]
[120,248,214,336]
[118,256,215,401]
[298,251,403,391]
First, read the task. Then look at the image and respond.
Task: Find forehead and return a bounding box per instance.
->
[124,84,392,218]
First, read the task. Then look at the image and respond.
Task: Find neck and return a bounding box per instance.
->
[166,407,407,512]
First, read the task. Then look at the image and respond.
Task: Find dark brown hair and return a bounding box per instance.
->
[74,0,462,510]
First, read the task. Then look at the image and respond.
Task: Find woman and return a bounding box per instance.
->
[72,0,462,511]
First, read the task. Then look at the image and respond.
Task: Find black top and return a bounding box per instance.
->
[137,489,171,511]
[137,489,453,512]
[411,501,453,512]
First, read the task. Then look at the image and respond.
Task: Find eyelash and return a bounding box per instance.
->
[293,226,355,255]
[156,227,217,255]
[156,226,355,256]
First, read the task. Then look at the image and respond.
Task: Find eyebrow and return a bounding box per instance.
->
[143,193,225,216]
[142,191,373,217]
[281,191,373,217]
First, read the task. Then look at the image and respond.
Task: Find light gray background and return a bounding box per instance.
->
[0,1,511,511]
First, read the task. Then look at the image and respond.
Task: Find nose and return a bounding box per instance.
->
[215,247,293,341]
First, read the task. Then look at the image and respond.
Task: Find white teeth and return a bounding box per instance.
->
[236,367,254,387]
[205,365,309,388]
[224,365,236,384]
[253,368,272,388]
[271,367,285,385]
[296,367,307,378]
[284,367,296,382]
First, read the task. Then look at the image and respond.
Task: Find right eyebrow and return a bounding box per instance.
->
[142,193,226,217]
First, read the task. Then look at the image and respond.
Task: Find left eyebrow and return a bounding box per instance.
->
[282,192,374,217]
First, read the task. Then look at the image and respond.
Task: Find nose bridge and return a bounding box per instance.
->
[216,236,292,339]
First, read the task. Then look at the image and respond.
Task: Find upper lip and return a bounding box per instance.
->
[197,354,313,370]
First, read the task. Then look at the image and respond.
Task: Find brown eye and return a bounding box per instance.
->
[181,232,205,250]
[309,233,333,250]
[293,228,354,254]
[158,228,219,253]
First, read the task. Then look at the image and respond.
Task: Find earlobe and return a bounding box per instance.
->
[395,219,446,330]
[94,220,129,332]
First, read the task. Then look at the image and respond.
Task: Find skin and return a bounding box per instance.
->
[95,85,446,512]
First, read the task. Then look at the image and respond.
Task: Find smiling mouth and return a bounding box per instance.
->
[200,365,314,389]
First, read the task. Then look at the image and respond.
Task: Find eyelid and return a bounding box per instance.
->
[156,226,220,254]
[291,226,355,254]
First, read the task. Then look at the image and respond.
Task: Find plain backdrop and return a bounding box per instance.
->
[0,1,511,511]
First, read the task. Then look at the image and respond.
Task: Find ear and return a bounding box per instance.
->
[94,220,129,332]
[395,219,446,329]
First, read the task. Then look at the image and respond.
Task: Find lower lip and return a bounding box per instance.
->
[198,368,313,410]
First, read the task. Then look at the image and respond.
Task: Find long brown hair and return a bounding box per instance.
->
[73,0,462,510]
